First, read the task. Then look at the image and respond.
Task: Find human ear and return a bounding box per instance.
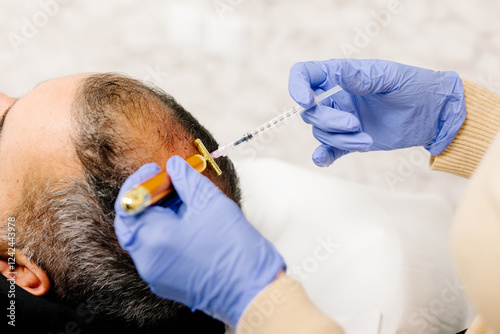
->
[0,250,50,296]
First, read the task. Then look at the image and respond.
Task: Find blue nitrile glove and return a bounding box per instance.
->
[288,59,466,167]
[114,157,285,328]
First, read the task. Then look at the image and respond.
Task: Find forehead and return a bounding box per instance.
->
[0,74,91,215]
[3,75,89,169]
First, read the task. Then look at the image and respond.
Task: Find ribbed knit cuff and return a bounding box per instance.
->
[236,276,344,334]
[430,79,500,178]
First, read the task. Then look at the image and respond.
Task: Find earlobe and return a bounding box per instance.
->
[0,251,50,296]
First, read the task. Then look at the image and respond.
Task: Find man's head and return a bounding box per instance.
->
[0,73,241,326]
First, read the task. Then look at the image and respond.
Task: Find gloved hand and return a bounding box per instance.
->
[289,59,467,167]
[114,157,285,327]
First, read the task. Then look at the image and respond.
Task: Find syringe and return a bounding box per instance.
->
[210,85,343,159]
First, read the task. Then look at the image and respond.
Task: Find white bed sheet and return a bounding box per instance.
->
[236,157,475,334]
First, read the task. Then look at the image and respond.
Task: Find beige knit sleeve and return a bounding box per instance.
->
[430,79,500,178]
[236,276,345,334]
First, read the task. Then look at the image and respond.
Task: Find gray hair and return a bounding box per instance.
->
[5,73,241,328]
[11,175,183,325]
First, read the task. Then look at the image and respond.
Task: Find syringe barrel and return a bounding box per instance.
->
[120,154,207,214]
[210,85,342,159]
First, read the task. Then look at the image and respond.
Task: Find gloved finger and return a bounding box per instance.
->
[312,127,373,150]
[331,59,396,96]
[289,62,329,108]
[124,210,187,284]
[114,163,162,216]
[120,207,185,277]
[115,205,180,250]
[301,105,361,133]
[114,163,162,247]
[167,155,222,212]
[312,144,348,167]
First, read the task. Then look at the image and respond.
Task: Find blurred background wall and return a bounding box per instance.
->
[1,0,498,206]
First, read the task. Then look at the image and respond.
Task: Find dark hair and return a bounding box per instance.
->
[8,73,240,329]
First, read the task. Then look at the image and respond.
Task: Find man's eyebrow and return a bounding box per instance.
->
[0,99,19,140]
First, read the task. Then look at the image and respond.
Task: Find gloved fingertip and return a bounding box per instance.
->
[299,108,315,125]
[358,132,374,148]
[167,155,197,183]
[312,145,351,166]
[167,155,219,209]
[290,85,315,108]
[298,89,315,108]
[312,145,334,167]
[346,114,362,132]
[313,157,330,168]
[289,63,319,108]
[166,155,187,177]
[138,162,162,174]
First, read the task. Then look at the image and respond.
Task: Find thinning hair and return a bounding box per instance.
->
[7,73,240,328]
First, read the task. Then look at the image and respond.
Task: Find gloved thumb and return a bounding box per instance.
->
[167,155,221,211]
